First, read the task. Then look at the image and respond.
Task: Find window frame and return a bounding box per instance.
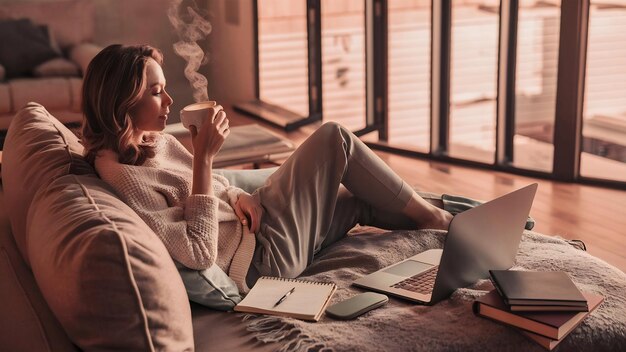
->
[234,0,323,131]
[245,0,625,190]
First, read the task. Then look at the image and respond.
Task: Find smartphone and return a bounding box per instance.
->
[325,292,388,320]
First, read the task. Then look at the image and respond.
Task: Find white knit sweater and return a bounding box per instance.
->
[94,133,256,292]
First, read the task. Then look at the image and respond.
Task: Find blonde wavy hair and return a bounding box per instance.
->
[81,44,164,166]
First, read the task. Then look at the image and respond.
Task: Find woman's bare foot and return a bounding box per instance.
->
[418,207,453,231]
[402,195,453,230]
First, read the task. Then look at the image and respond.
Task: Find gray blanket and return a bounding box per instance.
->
[242,228,626,351]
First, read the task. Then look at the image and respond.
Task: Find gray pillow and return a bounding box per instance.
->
[0,19,59,78]
[176,263,242,311]
[215,167,276,194]
[177,168,276,310]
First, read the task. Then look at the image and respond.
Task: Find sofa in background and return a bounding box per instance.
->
[0,0,102,147]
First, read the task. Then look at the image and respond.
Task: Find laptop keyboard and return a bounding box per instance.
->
[391,265,439,294]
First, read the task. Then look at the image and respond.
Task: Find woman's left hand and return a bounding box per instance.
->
[233,193,264,233]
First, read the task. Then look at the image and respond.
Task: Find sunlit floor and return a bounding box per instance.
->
[375,149,626,274]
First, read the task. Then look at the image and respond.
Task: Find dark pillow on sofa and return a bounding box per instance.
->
[0,19,59,78]
[36,24,62,55]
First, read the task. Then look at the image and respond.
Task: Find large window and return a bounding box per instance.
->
[258,0,309,116]
[512,0,561,172]
[448,1,499,163]
[249,0,625,189]
[580,1,626,182]
[258,1,309,116]
[321,0,366,131]
[387,1,431,151]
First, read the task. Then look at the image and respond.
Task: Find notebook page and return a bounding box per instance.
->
[238,277,335,317]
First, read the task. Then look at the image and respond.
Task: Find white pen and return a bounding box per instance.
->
[273,287,296,307]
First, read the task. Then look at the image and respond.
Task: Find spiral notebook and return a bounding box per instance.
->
[234,276,337,321]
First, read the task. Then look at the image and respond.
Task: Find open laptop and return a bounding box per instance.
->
[353,183,538,305]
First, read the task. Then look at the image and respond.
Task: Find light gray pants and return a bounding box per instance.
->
[246,122,415,285]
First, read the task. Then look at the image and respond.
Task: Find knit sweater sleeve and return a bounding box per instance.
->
[97,158,219,270]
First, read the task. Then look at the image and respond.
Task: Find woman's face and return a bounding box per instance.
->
[129,58,173,135]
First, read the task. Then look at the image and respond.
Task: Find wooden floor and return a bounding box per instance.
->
[376,150,626,274]
[231,111,626,274]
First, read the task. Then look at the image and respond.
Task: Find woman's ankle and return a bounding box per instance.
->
[419,208,453,231]
[424,197,444,209]
[402,196,450,230]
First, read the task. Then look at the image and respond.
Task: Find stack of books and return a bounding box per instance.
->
[473,270,604,350]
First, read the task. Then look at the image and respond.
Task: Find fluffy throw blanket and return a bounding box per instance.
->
[243,228,626,352]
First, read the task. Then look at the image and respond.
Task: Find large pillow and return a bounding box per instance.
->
[27,174,194,351]
[2,102,92,263]
[0,19,59,78]
[2,103,195,350]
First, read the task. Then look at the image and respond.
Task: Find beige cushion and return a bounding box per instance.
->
[10,78,74,112]
[27,175,194,351]
[68,43,102,75]
[2,102,92,263]
[0,84,9,114]
[2,103,194,350]
[33,58,80,78]
[69,77,82,112]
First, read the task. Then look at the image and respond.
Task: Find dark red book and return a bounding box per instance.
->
[473,290,603,340]
[520,329,564,351]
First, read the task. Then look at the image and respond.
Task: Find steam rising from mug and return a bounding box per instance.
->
[167,0,211,102]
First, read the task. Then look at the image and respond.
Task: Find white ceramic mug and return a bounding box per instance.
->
[180,100,217,129]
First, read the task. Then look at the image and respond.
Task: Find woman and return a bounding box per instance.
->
[82,44,452,296]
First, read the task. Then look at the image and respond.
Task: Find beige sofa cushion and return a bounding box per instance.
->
[33,58,80,78]
[2,102,92,263]
[10,78,81,112]
[2,103,194,350]
[69,43,102,75]
[27,175,194,351]
[0,83,9,114]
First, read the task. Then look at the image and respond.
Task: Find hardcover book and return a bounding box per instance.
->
[489,270,588,310]
[521,329,565,351]
[473,289,603,340]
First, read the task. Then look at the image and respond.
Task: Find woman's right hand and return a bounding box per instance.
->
[233,193,264,234]
[189,105,230,159]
